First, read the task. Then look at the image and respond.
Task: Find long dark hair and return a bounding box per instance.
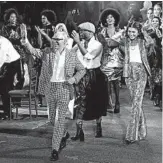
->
[41,9,57,25]
[4,8,21,25]
[126,20,144,39]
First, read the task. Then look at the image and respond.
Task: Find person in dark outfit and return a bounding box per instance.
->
[1,8,26,106]
[71,22,108,140]
[0,36,21,119]
[35,9,57,107]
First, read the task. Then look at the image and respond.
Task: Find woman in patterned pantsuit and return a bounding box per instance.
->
[111,20,153,144]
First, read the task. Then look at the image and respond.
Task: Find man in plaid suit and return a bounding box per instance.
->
[20,24,86,161]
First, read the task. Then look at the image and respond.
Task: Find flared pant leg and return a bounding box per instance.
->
[125,63,147,142]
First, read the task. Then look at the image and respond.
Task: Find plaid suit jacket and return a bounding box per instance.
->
[23,41,86,96]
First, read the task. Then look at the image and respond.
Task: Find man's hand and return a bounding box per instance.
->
[20,23,27,40]
[71,30,80,44]
[67,77,76,84]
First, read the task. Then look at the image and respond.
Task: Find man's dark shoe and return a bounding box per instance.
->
[59,132,70,151]
[65,132,70,140]
[50,149,59,161]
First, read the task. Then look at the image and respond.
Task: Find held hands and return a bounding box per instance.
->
[71,30,80,44]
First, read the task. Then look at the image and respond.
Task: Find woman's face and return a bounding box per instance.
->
[152,18,160,28]
[128,27,139,40]
[41,15,49,25]
[9,13,17,25]
[147,9,153,20]
[106,14,115,26]
[153,5,161,17]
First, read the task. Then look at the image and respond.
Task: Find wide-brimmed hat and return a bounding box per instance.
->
[100,8,120,27]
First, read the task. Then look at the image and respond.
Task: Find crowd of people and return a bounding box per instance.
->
[0,2,162,161]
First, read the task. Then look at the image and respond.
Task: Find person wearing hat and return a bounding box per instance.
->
[71,22,108,140]
[97,8,124,114]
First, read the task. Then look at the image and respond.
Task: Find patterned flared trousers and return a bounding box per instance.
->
[125,62,148,142]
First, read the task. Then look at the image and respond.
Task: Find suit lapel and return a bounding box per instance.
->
[138,39,146,64]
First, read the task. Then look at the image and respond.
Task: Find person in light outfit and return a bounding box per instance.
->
[20,24,85,161]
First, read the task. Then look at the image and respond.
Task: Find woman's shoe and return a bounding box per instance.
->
[114,103,120,113]
[125,139,137,145]
[71,129,85,142]
[79,129,84,141]
[95,122,102,138]
[71,123,84,142]
[50,149,59,161]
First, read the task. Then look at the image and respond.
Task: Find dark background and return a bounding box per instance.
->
[0,1,160,28]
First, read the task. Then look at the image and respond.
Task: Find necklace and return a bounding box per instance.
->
[129,39,138,50]
[130,46,135,50]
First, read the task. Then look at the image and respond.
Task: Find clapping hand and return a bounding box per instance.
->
[20,23,27,40]
[71,30,80,43]
[35,26,47,36]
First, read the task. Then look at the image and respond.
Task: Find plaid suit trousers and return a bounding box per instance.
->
[47,82,70,151]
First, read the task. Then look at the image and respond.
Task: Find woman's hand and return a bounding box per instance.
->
[20,23,27,40]
[35,26,47,37]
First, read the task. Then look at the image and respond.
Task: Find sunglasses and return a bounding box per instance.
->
[52,38,64,41]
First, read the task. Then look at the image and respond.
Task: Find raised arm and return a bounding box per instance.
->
[71,30,103,60]
[35,26,52,48]
[20,24,43,59]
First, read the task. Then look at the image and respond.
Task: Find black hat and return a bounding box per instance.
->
[100,8,120,27]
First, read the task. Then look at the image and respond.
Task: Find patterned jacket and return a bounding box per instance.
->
[22,41,86,97]
[119,38,152,78]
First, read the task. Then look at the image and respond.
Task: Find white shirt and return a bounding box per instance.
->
[77,36,103,69]
[0,36,20,68]
[50,50,66,82]
[129,44,142,63]
[66,38,73,50]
